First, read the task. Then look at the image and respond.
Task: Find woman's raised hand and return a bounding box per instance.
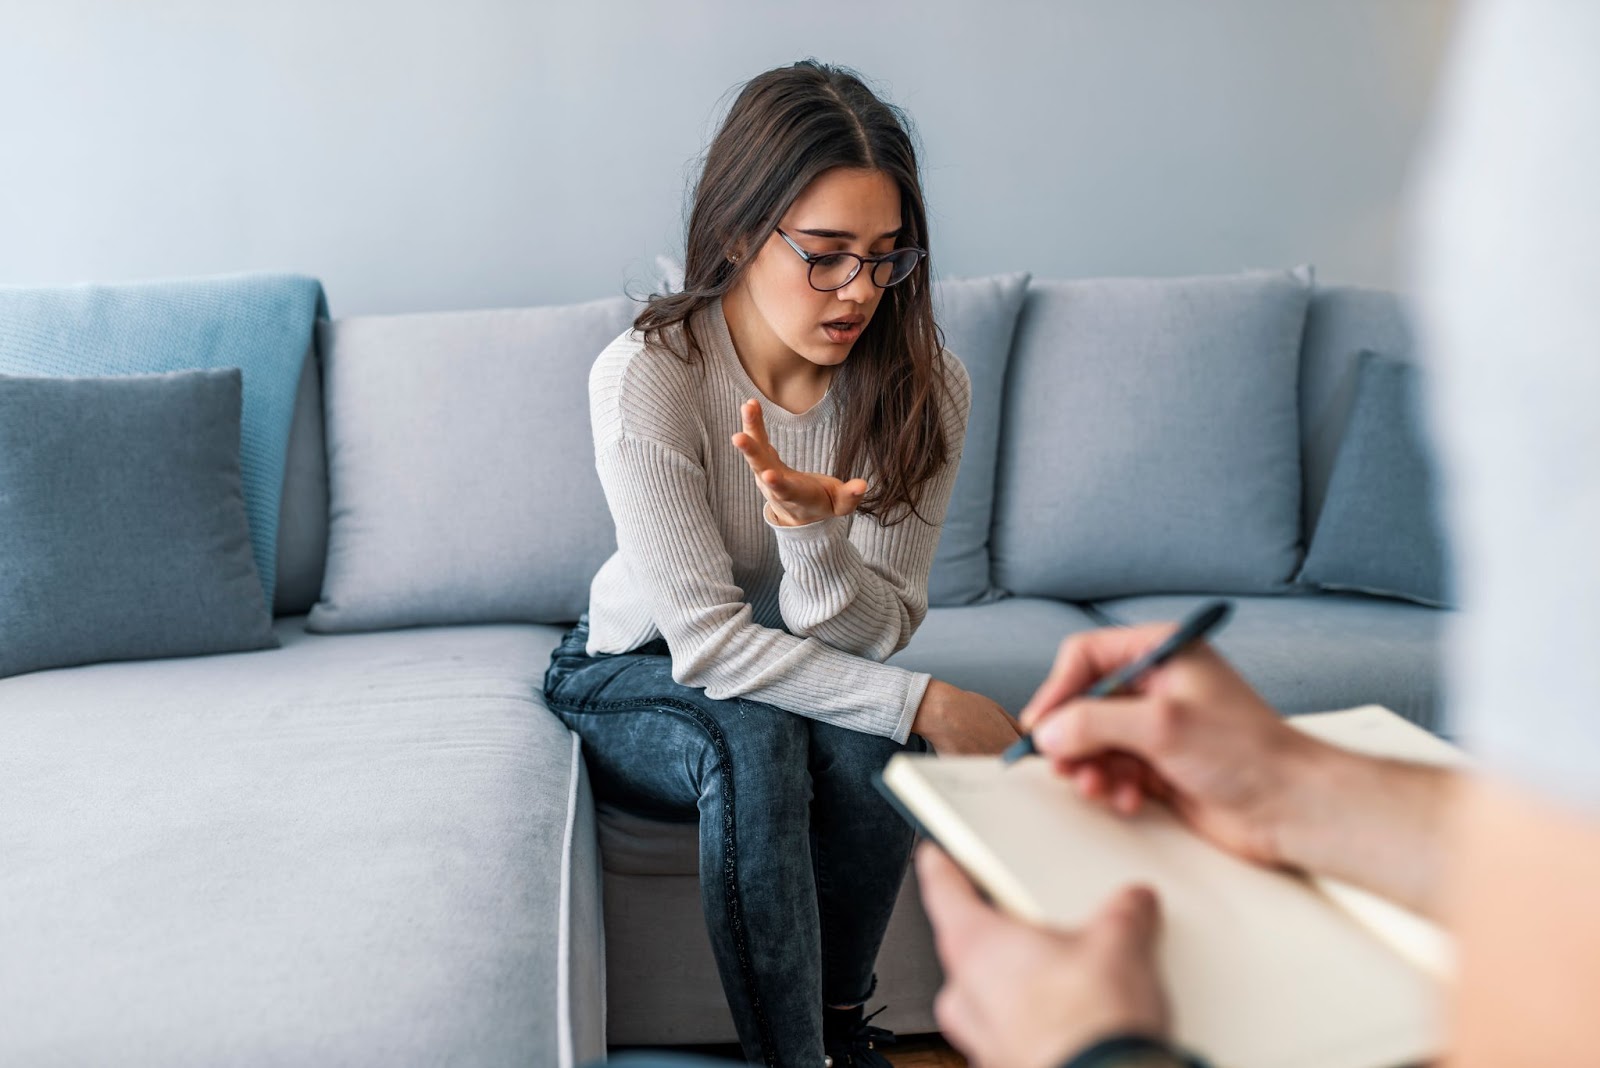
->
[732,398,869,527]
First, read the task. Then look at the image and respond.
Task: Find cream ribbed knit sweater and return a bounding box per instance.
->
[584,297,971,743]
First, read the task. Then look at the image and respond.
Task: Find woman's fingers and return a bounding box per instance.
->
[734,400,787,478]
[741,398,771,449]
[762,468,793,501]
[733,400,870,520]
[731,433,773,488]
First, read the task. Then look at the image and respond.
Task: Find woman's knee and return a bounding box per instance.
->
[680,699,812,815]
[702,699,811,779]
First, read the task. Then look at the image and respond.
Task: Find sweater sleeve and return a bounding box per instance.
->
[594,432,932,743]
[768,353,973,661]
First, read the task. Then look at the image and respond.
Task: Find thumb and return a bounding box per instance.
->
[835,478,868,514]
[1089,884,1162,958]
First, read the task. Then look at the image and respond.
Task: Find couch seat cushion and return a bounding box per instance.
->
[888,597,1105,715]
[1090,593,1447,730]
[0,616,602,1067]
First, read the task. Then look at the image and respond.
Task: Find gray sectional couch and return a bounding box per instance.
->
[0,271,1444,1064]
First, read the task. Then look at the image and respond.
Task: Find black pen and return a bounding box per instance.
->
[1000,599,1235,766]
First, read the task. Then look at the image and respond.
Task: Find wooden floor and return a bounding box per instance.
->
[883,1033,968,1066]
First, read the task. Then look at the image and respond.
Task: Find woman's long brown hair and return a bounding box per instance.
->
[633,59,952,526]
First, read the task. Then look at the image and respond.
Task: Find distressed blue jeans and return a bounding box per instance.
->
[543,615,927,1067]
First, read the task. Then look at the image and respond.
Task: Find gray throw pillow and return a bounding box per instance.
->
[1297,351,1453,607]
[927,272,1031,606]
[0,370,278,678]
[991,267,1314,601]
[307,296,638,632]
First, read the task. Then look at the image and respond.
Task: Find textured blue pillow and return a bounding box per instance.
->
[1297,351,1454,606]
[0,370,279,678]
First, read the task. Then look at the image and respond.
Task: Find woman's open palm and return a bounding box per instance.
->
[731,398,868,526]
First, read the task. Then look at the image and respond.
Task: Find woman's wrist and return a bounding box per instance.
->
[911,678,952,735]
[763,500,830,529]
[911,680,961,746]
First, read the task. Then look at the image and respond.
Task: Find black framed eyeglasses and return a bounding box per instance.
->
[774,228,927,292]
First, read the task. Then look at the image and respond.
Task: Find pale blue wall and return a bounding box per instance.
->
[0,0,1455,314]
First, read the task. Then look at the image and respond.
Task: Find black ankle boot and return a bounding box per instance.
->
[822,1003,896,1068]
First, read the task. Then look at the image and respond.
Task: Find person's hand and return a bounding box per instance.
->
[912,679,1024,755]
[916,843,1171,1068]
[1019,623,1323,866]
[731,398,867,526]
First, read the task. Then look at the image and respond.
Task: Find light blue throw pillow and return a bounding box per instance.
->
[991,267,1314,601]
[0,370,279,678]
[1297,351,1454,607]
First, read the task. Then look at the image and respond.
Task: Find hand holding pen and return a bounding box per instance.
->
[1002,600,1234,766]
[1004,600,1412,874]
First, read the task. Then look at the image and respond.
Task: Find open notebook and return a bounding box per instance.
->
[877,705,1467,1068]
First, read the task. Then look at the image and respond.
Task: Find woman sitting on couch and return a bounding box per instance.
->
[541,59,1020,1067]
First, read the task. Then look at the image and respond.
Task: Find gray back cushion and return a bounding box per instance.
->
[272,343,328,616]
[991,268,1313,601]
[307,297,637,632]
[1299,286,1414,533]
[927,272,1030,606]
[0,369,278,678]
